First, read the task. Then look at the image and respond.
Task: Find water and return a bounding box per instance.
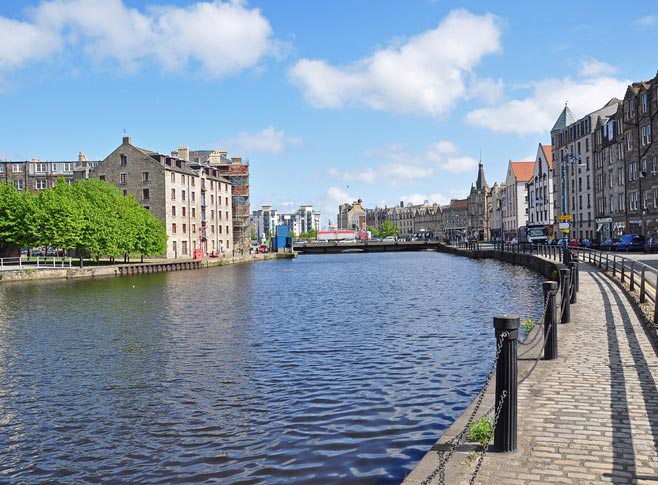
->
[0,252,544,484]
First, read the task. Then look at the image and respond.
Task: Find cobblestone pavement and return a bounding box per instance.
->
[404,263,658,484]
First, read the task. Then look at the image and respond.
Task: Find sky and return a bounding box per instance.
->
[1,0,658,228]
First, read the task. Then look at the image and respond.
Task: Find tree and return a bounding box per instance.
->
[0,182,36,254]
[379,220,399,238]
[36,178,85,252]
[367,225,379,238]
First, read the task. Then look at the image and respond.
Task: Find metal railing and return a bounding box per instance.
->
[0,256,73,270]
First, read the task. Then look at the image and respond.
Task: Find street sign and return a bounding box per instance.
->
[560,228,570,234]
[558,215,573,221]
[558,222,570,230]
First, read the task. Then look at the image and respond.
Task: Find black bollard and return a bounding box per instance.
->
[560,268,571,323]
[493,314,519,453]
[543,281,558,360]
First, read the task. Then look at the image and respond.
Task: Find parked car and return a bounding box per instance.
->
[258,244,269,254]
[510,237,518,245]
[645,237,658,253]
[579,239,593,248]
[614,234,645,252]
[568,239,579,247]
[383,236,397,242]
[600,238,616,251]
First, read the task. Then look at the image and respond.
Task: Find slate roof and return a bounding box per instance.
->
[551,106,577,132]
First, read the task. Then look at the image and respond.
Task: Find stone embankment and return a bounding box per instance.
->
[0,252,294,283]
[404,246,658,484]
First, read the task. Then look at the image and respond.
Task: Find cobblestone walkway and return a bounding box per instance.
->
[404,263,658,484]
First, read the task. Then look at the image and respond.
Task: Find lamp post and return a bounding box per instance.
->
[561,152,585,262]
[640,169,647,237]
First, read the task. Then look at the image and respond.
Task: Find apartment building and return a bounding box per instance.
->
[551,99,619,241]
[502,160,534,241]
[1,153,97,191]
[90,136,232,259]
[337,200,366,230]
[442,199,468,243]
[526,143,554,237]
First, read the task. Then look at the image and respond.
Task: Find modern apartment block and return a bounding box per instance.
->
[90,136,233,259]
[1,153,98,191]
[526,143,554,235]
[250,204,321,242]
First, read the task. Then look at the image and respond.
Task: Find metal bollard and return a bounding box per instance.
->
[543,281,558,360]
[560,268,571,323]
[493,314,519,453]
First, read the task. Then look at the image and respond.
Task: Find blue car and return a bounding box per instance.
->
[614,234,645,252]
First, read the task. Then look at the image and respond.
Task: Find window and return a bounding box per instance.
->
[172,205,176,216]
[211,224,215,234]
[643,93,648,113]
[618,143,624,161]
[64,162,73,172]
[182,207,186,217]
[120,173,127,184]
[172,223,177,234]
[35,179,46,190]
[182,190,186,201]
[225,211,229,220]
[35,163,46,173]
[142,189,150,200]
[182,241,188,255]
[142,172,149,182]
[211,209,214,219]
[630,192,638,211]
[610,195,615,213]
[210,194,214,204]
[192,224,196,233]
[183,224,187,234]
[181,175,185,183]
[627,132,633,150]
[171,188,176,200]
[123,190,128,196]
[172,241,177,254]
[654,157,658,175]
[191,192,195,202]
[642,159,648,176]
[654,188,658,209]
[191,208,195,218]
[171,172,175,182]
[99,175,106,181]
[219,225,222,234]
[618,167,624,186]
[191,178,195,187]
[226,225,230,234]
[15,179,24,190]
[120,154,127,166]
[225,197,229,205]
[0,165,4,173]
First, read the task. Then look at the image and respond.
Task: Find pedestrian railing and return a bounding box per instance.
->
[0,256,73,270]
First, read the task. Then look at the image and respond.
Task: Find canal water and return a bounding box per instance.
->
[0,252,544,484]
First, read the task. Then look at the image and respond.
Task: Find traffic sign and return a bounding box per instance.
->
[558,215,573,221]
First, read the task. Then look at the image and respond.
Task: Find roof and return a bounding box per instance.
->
[510,161,535,183]
[447,198,468,210]
[551,105,577,132]
[540,143,553,170]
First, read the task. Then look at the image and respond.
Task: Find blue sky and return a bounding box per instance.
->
[1,1,657,228]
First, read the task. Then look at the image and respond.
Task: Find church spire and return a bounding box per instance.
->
[475,161,488,190]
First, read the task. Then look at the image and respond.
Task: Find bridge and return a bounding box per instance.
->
[293,240,442,254]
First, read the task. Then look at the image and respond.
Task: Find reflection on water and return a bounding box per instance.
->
[0,252,543,484]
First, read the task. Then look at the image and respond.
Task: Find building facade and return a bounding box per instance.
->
[467,162,491,241]
[526,143,555,237]
[337,200,366,230]
[502,160,534,241]
[1,153,98,192]
[90,136,233,259]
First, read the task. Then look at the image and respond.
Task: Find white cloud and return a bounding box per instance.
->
[425,143,478,173]
[289,8,501,117]
[220,126,302,155]
[465,75,629,135]
[635,15,657,28]
[579,58,617,77]
[2,0,277,77]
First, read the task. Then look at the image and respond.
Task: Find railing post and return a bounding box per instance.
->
[560,268,571,323]
[569,259,578,304]
[493,314,519,453]
[640,267,646,303]
[621,258,626,283]
[630,261,636,292]
[543,281,558,360]
[612,256,617,277]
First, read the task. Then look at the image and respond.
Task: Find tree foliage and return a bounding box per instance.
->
[378,220,399,238]
[0,179,167,260]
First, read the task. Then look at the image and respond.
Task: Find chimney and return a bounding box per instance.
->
[122,135,131,145]
[178,146,189,161]
[231,157,242,164]
[78,152,88,162]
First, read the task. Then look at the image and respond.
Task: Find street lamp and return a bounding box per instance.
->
[560,152,586,258]
[640,169,647,237]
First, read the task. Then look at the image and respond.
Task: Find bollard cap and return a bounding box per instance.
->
[493,314,520,330]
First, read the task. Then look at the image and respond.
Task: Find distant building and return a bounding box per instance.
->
[90,136,233,259]
[1,152,98,191]
[502,160,534,241]
[337,199,366,230]
[526,143,554,236]
[467,162,491,240]
[442,198,468,243]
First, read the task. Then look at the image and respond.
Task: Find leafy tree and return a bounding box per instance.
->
[367,225,379,238]
[36,178,85,252]
[0,182,36,253]
[378,220,399,238]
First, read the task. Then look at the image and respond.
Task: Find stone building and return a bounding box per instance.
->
[337,199,366,230]
[502,160,534,241]
[1,152,97,191]
[551,99,619,241]
[90,136,233,259]
[442,199,468,243]
[467,162,490,240]
[621,77,658,238]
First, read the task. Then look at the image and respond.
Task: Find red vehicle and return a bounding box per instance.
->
[258,244,269,254]
[568,239,579,247]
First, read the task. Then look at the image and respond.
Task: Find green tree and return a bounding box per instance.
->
[36,178,85,252]
[367,225,379,238]
[378,220,399,238]
[0,182,36,253]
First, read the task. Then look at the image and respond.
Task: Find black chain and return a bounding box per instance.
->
[470,389,507,484]
[419,332,508,485]
[518,320,552,386]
